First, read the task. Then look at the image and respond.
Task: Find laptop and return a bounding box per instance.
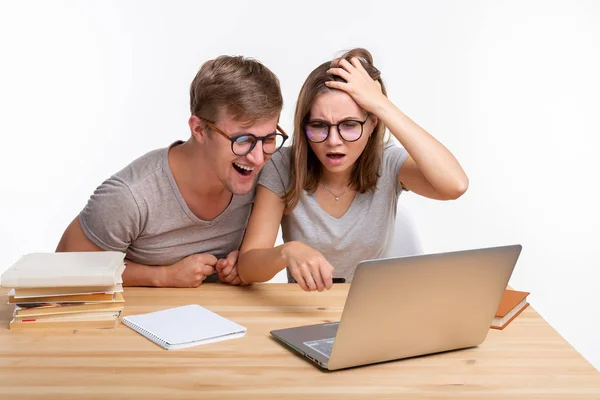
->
[270,244,522,370]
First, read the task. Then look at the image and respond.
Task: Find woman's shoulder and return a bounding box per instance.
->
[275,145,293,160]
[383,141,407,157]
[380,141,409,179]
[267,145,292,171]
[259,145,292,194]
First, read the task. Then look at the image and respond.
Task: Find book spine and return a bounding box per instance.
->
[2,275,120,288]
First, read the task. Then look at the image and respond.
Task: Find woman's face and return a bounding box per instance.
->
[306,90,376,177]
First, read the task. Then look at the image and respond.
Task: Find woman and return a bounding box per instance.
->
[235,48,468,291]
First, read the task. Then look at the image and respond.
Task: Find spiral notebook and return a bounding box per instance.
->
[122,304,247,350]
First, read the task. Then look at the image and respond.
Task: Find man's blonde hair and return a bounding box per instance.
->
[190,55,283,123]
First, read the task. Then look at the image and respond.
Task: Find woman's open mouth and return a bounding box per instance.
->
[326,152,346,165]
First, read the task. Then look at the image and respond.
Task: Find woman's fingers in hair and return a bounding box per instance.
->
[331,56,365,69]
[336,58,355,73]
[331,56,371,74]
[324,80,347,90]
[327,58,371,84]
[327,67,352,82]
[349,57,368,72]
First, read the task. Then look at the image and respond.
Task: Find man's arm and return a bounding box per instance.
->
[56,217,216,287]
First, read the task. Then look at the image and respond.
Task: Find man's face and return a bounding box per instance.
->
[203,113,280,195]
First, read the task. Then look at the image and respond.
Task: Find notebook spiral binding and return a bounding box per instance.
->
[123,318,169,349]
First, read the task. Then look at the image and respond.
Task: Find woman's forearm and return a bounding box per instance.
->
[378,99,469,198]
[238,244,290,284]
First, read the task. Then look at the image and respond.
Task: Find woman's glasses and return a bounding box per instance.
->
[304,116,369,143]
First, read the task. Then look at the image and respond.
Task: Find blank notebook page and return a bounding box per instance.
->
[122,304,247,350]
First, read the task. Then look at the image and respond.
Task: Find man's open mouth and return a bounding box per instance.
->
[233,162,254,177]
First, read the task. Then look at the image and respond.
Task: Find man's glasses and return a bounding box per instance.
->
[202,119,288,156]
[304,116,369,143]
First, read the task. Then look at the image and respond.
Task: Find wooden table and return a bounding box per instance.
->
[0,284,598,399]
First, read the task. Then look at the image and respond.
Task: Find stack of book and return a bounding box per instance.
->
[1,252,126,329]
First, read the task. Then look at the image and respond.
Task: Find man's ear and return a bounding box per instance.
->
[189,115,208,143]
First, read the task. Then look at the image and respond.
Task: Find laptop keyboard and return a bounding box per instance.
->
[304,337,335,358]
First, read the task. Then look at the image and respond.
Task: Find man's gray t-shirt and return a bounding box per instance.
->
[258,144,409,282]
[79,141,254,282]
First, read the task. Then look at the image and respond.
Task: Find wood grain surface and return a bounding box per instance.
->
[1,284,598,399]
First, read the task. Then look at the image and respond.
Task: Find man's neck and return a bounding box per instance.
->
[169,140,228,198]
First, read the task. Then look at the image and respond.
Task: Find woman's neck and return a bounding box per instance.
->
[320,169,352,190]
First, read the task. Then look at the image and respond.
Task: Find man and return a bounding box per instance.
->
[56,55,286,287]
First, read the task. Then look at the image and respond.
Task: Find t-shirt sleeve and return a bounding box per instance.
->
[258,146,291,197]
[78,177,142,252]
[383,142,410,195]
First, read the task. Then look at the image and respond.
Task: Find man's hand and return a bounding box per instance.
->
[162,253,217,288]
[215,250,245,286]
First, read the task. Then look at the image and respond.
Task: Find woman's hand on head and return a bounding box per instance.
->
[282,241,334,292]
[325,57,388,115]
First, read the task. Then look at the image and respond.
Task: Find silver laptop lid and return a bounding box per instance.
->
[327,245,522,370]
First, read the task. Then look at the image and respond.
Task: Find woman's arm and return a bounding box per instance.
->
[237,185,288,283]
[379,101,468,200]
[237,185,334,291]
[326,58,469,200]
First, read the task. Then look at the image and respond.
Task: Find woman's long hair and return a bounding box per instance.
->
[283,48,388,212]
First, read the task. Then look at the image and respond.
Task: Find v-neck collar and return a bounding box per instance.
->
[306,189,361,221]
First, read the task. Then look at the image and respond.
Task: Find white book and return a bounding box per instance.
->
[14,310,122,322]
[12,284,124,298]
[122,305,247,350]
[1,252,126,288]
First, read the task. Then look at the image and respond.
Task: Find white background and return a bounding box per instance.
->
[0,1,598,370]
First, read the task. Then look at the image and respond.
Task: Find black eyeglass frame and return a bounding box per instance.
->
[304,116,370,143]
[202,118,289,156]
